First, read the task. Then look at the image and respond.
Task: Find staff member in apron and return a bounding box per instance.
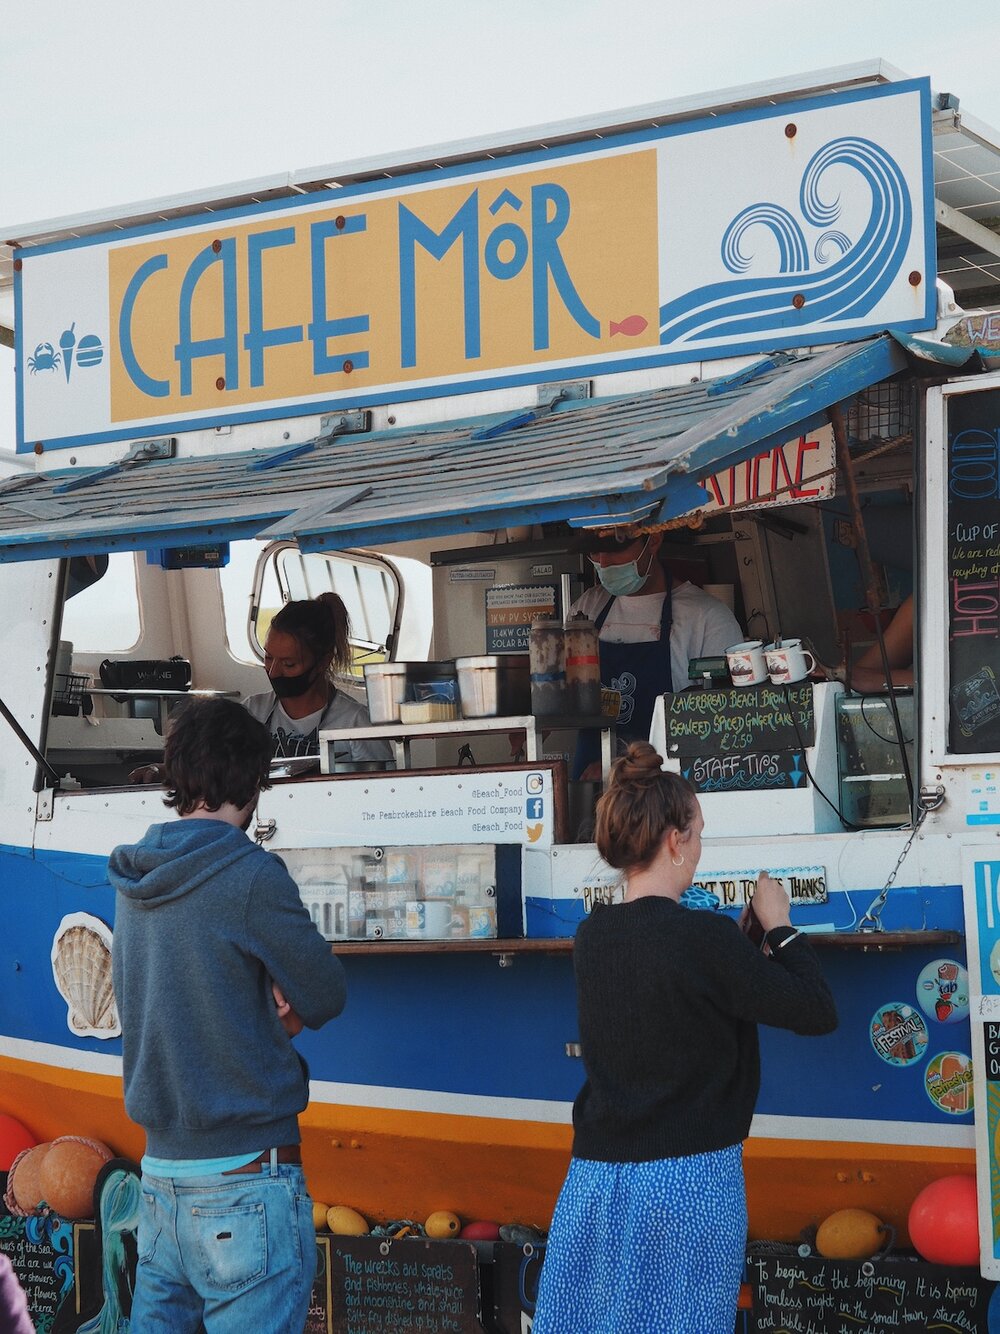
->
[571,530,742,777]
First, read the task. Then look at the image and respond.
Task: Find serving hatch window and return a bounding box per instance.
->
[231,544,404,676]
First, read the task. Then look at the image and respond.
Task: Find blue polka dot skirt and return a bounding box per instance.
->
[532,1144,746,1334]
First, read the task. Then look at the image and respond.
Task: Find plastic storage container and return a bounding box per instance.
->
[455,655,530,717]
[364,662,409,722]
[836,693,915,827]
[529,617,567,716]
[564,612,601,714]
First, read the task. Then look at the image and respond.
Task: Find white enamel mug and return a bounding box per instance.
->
[764,638,816,685]
[726,640,768,687]
[422,897,460,938]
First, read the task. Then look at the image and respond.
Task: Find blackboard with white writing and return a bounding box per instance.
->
[680,749,806,793]
[947,388,1000,753]
[0,1182,75,1334]
[662,685,814,796]
[749,1252,996,1331]
[327,1236,485,1334]
[662,684,814,759]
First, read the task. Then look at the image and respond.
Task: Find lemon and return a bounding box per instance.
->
[425,1210,461,1238]
[312,1200,330,1230]
[327,1204,370,1235]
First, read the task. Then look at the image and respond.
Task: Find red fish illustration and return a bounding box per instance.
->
[609,315,648,338]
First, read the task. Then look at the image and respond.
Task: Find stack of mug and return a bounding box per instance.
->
[725,638,815,688]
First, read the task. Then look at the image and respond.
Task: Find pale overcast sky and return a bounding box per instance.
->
[3,0,1000,453]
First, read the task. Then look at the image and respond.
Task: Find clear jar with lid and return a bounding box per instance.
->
[529,616,567,716]
[565,611,601,715]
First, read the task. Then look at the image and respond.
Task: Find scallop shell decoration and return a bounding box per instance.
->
[51,913,120,1039]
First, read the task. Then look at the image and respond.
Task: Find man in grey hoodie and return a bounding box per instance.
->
[109,697,346,1333]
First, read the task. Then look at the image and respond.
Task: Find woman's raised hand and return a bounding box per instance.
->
[749,871,792,933]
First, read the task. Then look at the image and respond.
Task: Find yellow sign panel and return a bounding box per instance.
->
[108,150,659,423]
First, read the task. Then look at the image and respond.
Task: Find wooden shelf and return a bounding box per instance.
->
[330,930,962,956]
[331,936,572,956]
[801,930,962,951]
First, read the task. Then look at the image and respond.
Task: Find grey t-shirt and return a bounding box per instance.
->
[242,688,391,763]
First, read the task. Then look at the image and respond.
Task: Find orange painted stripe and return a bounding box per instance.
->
[0,1054,977,1240]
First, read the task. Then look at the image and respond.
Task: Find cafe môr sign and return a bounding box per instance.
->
[15,80,934,452]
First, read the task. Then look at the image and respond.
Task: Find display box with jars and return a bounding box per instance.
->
[282,843,523,941]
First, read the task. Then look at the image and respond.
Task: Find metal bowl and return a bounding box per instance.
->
[455,655,530,717]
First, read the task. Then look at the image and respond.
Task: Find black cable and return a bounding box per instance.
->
[859,693,914,746]
[780,682,867,831]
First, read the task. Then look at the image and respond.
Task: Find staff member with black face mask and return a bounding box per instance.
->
[243,593,392,766]
[571,530,743,779]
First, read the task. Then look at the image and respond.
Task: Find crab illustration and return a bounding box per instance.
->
[27,342,60,374]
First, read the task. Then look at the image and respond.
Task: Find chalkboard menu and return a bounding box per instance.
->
[947,387,1000,752]
[327,1236,484,1333]
[308,1237,333,1333]
[0,1179,75,1334]
[749,1251,997,1330]
[662,684,814,793]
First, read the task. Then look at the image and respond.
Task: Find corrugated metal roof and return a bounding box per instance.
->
[0,335,908,563]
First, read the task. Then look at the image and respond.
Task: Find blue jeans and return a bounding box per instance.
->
[132,1162,316,1333]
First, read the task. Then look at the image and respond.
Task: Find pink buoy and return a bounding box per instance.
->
[908,1175,979,1266]
[0,1116,37,1172]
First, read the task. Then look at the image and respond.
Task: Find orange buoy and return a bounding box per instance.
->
[7,1142,53,1214]
[908,1175,979,1266]
[0,1115,37,1171]
[38,1137,113,1219]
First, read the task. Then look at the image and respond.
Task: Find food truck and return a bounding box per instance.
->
[4,57,1000,1319]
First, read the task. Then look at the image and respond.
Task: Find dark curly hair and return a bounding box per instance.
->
[163,698,273,816]
[594,741,697,872]
[269,593,352,676]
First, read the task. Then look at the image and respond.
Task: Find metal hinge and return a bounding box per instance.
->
[318,409,373,438]
[36,787,54,821]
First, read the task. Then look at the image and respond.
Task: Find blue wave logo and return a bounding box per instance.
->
[659,136,912,345]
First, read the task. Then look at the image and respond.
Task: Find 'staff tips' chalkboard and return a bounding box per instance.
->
[663,684,814,793]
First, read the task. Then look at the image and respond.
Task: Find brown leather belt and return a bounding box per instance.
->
[222,1145,302,1174]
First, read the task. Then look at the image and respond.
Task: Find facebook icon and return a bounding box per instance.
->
[526,798,544,820]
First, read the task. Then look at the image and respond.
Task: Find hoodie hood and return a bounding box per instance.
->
[108,819,259,906]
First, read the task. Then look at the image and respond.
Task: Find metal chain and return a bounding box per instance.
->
[857,803,931,932]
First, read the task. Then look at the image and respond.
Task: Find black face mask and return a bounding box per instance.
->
[269,661,319,700]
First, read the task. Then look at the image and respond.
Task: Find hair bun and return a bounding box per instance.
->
[614,741,664,783]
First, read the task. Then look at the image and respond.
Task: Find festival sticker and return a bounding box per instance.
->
[915,959,970,1025]
[924,1051,974,1116]
[869,1001,929,1068]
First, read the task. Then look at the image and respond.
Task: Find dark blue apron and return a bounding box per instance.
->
[572,582,674,778]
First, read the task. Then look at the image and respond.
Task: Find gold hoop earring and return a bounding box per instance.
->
[671,853,685,867]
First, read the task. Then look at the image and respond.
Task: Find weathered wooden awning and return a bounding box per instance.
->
[0,335,907,563]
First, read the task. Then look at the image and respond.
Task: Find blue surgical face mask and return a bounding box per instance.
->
[593,538,653,597]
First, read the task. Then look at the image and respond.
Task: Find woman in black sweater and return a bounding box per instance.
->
[532,742,837,1334]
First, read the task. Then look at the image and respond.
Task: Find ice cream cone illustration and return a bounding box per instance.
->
[59,324,77,383]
